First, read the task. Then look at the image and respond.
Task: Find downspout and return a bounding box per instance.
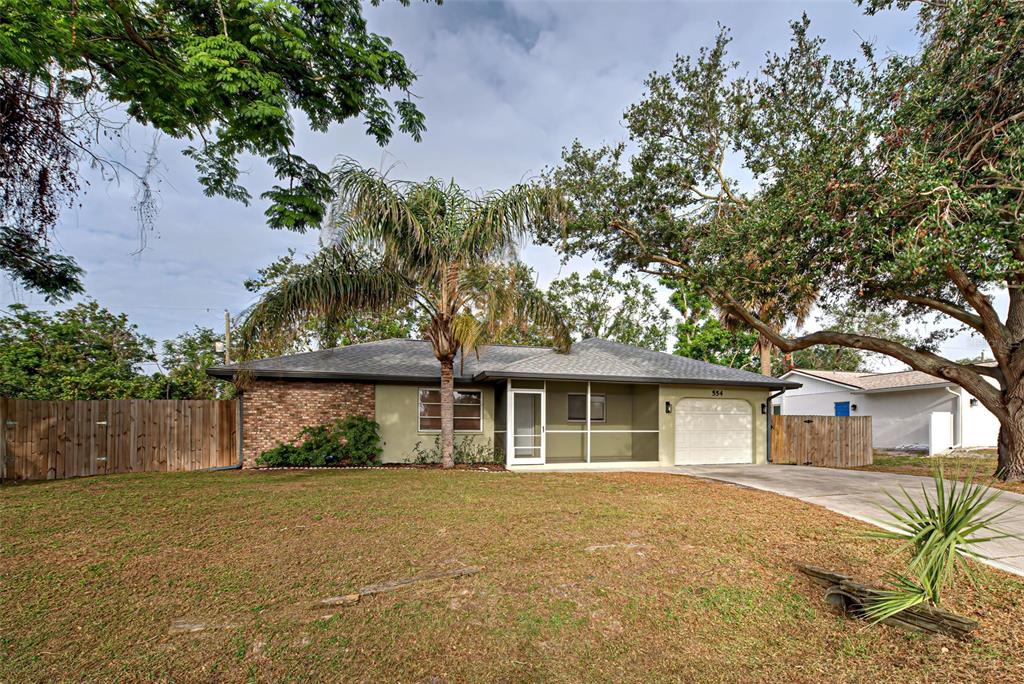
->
[207,393,244,471]
[766,389,786,463]
[944,386,962,449]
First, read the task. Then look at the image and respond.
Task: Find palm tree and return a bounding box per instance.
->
[237,160,571,468]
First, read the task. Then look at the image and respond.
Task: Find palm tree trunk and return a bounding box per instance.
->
[440,358,455,469]
[759,335,773,376]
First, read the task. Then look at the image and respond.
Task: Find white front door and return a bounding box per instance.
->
[675,398,753,465]
[509,389,545,465]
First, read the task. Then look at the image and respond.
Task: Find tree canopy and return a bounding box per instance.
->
[0,0,433,300]
[152,326,236,400]
[668,280,759,371]
[540,0,1024,478]
[547,269,671,351]
[0,301,157,399]
[0,303,239,400]
[244,248,420,354]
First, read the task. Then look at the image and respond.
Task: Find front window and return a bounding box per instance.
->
[418,389,482,432]
[567,393,606,422]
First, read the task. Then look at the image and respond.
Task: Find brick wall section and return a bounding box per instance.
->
[241,379,375,467]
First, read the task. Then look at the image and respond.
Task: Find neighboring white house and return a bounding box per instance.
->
[778,368,1000,454]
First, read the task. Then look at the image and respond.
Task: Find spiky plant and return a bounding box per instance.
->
[864,464,1016,624]
[237,160,571,468]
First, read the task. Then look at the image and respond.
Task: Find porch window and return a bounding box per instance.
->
[567,393,606,422]
[418,389,482,432]
[541,382,660,465]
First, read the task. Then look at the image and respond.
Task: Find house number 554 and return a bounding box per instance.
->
[711,389,724,397]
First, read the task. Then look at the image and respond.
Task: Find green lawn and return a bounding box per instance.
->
[3,470,1024,682]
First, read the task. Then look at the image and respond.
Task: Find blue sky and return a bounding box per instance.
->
[1,0,990,364]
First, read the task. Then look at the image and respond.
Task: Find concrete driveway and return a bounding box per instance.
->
[674,464,1024,577]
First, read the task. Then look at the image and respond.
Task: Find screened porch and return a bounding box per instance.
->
[494,379,660,465]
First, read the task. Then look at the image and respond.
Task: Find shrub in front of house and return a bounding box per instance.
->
[336,415,383,465]
[256,416,382,467]
[408,435,499,465]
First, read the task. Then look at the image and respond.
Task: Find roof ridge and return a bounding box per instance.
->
[859,368,924,377]
[222,344,347,366]
[375,337,554,351]
[793,368,861,374]
[786,369,867,388]
[503,336,784,383]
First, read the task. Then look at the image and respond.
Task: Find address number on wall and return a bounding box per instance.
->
[711,389,724,397]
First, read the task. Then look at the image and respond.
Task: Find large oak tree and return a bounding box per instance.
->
[541,0,1024,479]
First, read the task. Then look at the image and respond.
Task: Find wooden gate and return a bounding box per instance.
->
[0,399,239,481]
[770,415,873,468]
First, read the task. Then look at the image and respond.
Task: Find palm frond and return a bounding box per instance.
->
[862,573,931,624]
[463,183,569,262]
[236,247,412,361]
[327,159,429,259]
[450,312,486,373]
[508,280,572,352]
[865,463,1019,619]
[458,263,572,352]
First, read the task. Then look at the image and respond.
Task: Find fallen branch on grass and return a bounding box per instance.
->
[318,565,483,608]
[584,542,648,553]
[169,618,243,635]
[797,564,978,638]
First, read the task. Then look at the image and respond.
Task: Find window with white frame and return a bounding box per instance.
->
[418,389,483,432]
[567,393,606,422]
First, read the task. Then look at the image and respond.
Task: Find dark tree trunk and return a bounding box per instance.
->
[440,358,455,469]
[997,383,1024,481]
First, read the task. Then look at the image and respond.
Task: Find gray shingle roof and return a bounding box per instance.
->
[209,337,799,389]
[475,338,799,388]
[208,339,544,382]
[784,368,952,392]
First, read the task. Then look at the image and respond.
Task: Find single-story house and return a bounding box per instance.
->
[778,368,1000,453]
[209,338,800,469]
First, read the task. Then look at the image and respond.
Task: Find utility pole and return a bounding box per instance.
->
[223,309,231,365]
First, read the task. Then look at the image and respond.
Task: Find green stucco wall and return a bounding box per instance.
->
[374,381,772,466]
[657,385,772,465]
[375,384,495,463]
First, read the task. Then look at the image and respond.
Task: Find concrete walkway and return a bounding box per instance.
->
[673,464,1024,578]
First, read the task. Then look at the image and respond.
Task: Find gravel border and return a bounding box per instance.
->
[253,465,509,474]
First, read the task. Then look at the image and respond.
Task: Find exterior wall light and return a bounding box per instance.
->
[760,403,767,414]
[970,398,979,407]
[665,401,672,414]
[851,404,858,412]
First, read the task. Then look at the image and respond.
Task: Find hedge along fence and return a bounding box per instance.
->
[0,399,240,481]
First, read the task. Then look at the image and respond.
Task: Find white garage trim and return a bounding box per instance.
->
[675,398,754,465]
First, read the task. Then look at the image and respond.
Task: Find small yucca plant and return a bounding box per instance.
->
[864,464,1017,624]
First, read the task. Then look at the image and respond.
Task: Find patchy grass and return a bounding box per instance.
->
[855,451,1024,495]
[3,470,1024,682]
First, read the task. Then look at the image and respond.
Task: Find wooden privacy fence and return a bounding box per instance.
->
[771,415,873,468]
[1,399,239,481]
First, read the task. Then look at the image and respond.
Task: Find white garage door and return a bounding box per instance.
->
[675,398,753,465]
